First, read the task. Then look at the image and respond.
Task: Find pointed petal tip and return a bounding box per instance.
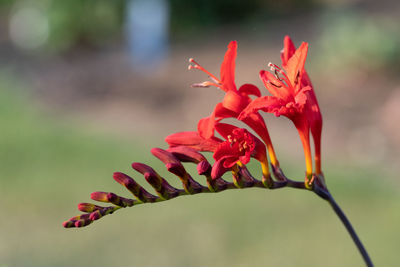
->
[228,40,237,48]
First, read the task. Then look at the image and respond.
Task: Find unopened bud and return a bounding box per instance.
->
[113,172,157,203]
[74,219,92,228]
[90,191,109,202]
[168,146,206,163]
[78,203,103,213]
[197,160,211,175]
[62,220,76,228]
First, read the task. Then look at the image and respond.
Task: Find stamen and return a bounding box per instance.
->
[268,62,281,71]
[268,81,282,88]
[243,143,248,150]
[277,69,293,89]
[187,57,221,84]
[274,69,281,80]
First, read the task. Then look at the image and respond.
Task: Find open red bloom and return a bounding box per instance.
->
[165,123,267,179]
[239,39,315,177]
[189,41,278,166]
[281,36,323,174]
[213,123,266,166]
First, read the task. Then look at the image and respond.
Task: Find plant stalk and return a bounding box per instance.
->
[314,183,374,267]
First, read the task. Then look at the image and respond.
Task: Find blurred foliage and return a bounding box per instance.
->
[316,10,400,72]
[1,0,317,53]
[3,0,125,52]
[45,0,125,51]
[168,0,316,35]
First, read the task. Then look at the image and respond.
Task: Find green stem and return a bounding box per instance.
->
[314,184,374,267]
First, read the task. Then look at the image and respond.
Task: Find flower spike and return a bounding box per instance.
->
[62,38,374,267]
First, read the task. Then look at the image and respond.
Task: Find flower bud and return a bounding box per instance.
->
[132,162,180,199]
[197,160,212,175]
[74,219,92,228]
[167,146,206,163]
[78,203,103,213]
[113,172,157,203]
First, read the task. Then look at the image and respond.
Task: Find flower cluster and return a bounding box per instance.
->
[172,35,322,186]
[63,36,323,228]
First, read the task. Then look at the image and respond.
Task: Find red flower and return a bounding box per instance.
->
[189,41,278,167]
[213,123,266,163]
[239,39,319,179]
[165,123,267,179]
[281,36,323,175]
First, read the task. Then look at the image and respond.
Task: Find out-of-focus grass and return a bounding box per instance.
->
[0,76,399,267]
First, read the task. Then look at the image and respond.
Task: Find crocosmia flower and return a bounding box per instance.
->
[189,41,278,168]
[239,38,321,181]
[212,123,267,179]
[281,36,322,175]
[165,122,268,180]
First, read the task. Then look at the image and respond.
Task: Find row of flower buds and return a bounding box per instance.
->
[63,146,282,228]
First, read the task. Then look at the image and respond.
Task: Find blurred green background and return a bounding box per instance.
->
[1,0,399,266]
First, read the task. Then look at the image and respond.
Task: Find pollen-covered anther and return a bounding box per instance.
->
[238,141,247,152]
[268,62,275,71]
[187,57,221,85]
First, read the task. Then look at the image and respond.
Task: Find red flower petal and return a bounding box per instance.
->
[294,85,311,107]
[214,102,237,118]
[197,112,216,139]
[284,42,308,87]
[214,123,239,140]
[238,83,261,97]
[259,70,292,101]
[223,155,241,168]
[239,96,284,119]
[213,142,239,162]
[222,90,249,113]
[165,131,221,152]
[281,35,296,65]
[211,158,230,180]
[220,41,237,92]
